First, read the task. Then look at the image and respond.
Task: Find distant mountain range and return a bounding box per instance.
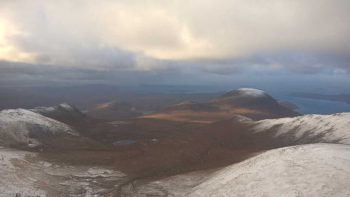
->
[88,100,143,121]
[292,92,350,104]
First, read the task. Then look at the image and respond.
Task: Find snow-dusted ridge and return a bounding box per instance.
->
[30,103,85,123]
[189,143,350,197]
[31,103,77,114]
[0,108,78,148]
[253,112,350,144]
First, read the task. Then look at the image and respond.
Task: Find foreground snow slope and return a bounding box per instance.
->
[253,113,350,144]
[0,147,126,196]
[0,109,78,147]
[190,143,350,197]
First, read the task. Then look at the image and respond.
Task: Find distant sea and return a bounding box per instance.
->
[276,95,350,115]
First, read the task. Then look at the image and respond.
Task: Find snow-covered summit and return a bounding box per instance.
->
[190,143,350,196]
[253,112,350,144]
[222,88,268,98]
[0,108,78,148]
[236,88,267,97]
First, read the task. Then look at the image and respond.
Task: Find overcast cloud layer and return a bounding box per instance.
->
[0,0,349,86]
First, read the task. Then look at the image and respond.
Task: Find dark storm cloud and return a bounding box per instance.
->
[0,60,191,86]
[0,61,112,81]
[196,52,350,75]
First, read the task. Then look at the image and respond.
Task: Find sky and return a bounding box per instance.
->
[0,0,350,93]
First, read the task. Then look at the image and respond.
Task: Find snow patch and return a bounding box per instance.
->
[231,114,253,123]
[59,103,75,111]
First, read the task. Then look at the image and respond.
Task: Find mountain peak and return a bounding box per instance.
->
[222,88,268,98]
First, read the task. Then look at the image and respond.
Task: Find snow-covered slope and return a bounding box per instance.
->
[0,109,78,148]
[190,144,350,197]
[253,113,350,145]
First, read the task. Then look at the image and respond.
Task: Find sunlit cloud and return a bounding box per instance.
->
[0,18,35,63]
[0,0,349,85]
